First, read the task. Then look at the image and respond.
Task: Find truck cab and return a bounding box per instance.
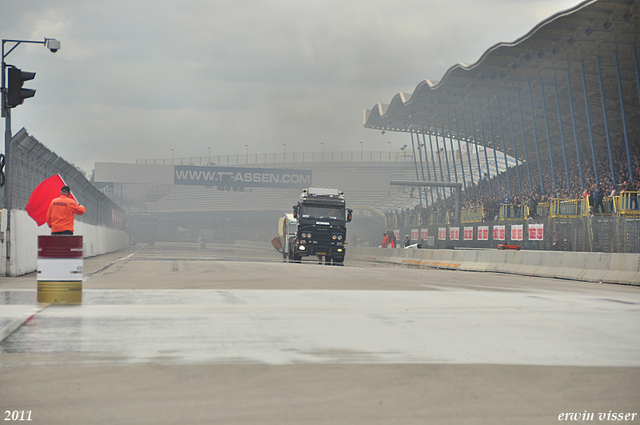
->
[290,187,352,265]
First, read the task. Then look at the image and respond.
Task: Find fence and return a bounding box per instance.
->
[136,150,417,166]
[3,128,124,228]
[386,216,640,253]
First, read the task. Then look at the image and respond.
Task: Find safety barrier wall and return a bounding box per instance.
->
[350,246,640,286]
[1,209,128,277]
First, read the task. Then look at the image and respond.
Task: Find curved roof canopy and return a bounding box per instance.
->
[364,0,640,177]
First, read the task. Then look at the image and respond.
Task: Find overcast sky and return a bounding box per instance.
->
[3,0,585,174]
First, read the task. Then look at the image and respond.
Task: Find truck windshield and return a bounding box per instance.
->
[300,205,345,220]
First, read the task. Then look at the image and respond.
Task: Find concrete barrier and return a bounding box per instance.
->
[580,252,612,283]
[3,209,128,277]
[349,246,640,286]
[515,251,543,277]
[602,253,640,284]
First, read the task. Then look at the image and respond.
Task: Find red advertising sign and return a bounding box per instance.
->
[464,226,474,240]
[511,224,523,241]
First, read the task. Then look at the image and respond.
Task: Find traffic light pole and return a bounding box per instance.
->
[2,40,16,278]
[2,38,60,276]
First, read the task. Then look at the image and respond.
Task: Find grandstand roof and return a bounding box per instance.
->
[364,0,640,166]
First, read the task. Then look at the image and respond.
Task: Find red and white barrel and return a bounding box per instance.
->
[37,236,83,304]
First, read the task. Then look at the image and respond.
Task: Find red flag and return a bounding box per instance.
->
[25,175,76,226]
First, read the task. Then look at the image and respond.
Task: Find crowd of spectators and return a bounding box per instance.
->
[386,141,640,227]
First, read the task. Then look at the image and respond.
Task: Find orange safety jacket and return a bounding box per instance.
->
[46,194,86,233]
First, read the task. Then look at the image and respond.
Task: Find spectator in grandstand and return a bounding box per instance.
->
[593,184,604,212]
[404,235,411,247]
[46,186,86,235]
[527,196,538,218]
[622,180,638,210]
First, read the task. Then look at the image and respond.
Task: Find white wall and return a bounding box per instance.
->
[3,209,128,277]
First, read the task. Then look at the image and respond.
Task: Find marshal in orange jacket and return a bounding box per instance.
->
[46,193,86,233]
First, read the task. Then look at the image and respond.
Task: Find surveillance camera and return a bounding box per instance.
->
[45,39,61,53]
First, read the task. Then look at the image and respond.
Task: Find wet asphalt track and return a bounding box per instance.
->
[1,242,639,424]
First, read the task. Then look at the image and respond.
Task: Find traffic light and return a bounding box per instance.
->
[7,67,36,108]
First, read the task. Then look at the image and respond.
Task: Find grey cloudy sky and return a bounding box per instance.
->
[3,0,585,174]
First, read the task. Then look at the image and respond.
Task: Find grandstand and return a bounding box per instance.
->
[360,0,640,253]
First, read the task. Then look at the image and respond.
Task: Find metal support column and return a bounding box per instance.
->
[528,80,546,194]
[486,98,505,199]
[506,95,522,192]
[426,127,442,200]
[452,113,469,198]
[615,51,633,183]
[430,128,446,194]
[539,78,558,192]
[440,123,452,184]
[420,133,435,204]
[553,76,571,192]
[566,69,585,190]
[516,91,533,191]
[581,60,599,185]
[634,43,640,114]
[447,116,460,184]
[596,56,616,187]
[459,111,476,198]
[476,106,494,197]
[467,110,485,198]
[495,97,513,198]
[410,132,424,206]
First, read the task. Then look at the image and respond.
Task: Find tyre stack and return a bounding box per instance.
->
[37,236,83,304]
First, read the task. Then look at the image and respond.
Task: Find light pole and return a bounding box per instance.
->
[360,141,363,160]
[282,143,286,162]
[244,144,248,163]
[207,146,211,165]
[171,148,174,164]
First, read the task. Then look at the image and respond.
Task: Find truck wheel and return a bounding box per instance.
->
[290,250,301,262]
[333,257,344,266]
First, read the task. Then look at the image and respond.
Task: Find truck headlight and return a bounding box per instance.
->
[332,235,337,240]
[299,245,306,251]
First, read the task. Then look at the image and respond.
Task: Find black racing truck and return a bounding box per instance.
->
[290,187,352,265]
